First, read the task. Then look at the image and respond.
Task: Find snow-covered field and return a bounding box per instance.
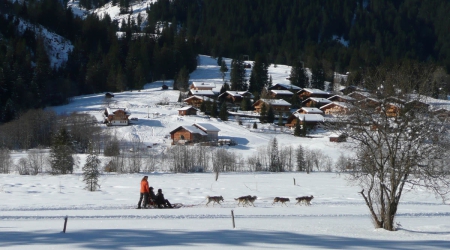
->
[1,54,450,249]
[1,172,449,249]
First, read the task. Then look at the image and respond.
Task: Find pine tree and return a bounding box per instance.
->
[259,103,267,123]
[296,145,305,171]
[219,102,228,121]
[253,122,258,129]
[200,100,206,112]
[248,53,269,94]
[240,97,251,111]
[211,100,218,118]
[217,56,223,66]
[311,62,325,90]
[176,66,190,91]
[290,60,308,88]
[269,137,281,172]
[49,128,74,175]
[83,142,101,191]
[220,60,228,81]
[230,57,247,91]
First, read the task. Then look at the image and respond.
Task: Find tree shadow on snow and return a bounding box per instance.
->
[0,228,448,249]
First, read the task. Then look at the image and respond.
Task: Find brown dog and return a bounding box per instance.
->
[235,195,257,207]
[206,196,224,206]
[272,197,290,206]
[295,195,314,205]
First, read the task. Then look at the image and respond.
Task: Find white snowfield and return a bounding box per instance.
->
[0,173,449,250]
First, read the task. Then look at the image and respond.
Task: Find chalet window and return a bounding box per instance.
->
[180,135,185,140]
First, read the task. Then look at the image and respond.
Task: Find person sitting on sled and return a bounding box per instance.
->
[148,186,157,206]
[155,188,173,208]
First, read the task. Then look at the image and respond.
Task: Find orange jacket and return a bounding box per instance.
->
[140,179,149,193]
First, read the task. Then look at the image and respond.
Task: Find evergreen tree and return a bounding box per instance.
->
[210,100,218,118]
[296,145,305,171]
[253,122,258,129]
[240,97,251,111]
[290,92,301,109]
[83,142,101,191]
[311,62,325,90]
[217,56,223,66]
[200,100,207,112]
[49,128,74,175]
[301,116,307,137]
[267,105,275,123]
[219,82,230,95]
[230,57,247,91]
[269,137,281,172]
[176,66,190,91]
[290,60,308,88]
[248,53,269,94]
[294,118,301,136]
[219,102,228,121]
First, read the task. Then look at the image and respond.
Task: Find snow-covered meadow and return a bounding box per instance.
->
[1,54,450,249]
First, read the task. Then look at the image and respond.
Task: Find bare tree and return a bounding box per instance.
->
[27,147,47,175]
[16,157,30,175]
[0,148,12,173]
[327,62,450,231]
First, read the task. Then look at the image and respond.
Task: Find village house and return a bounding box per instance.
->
[295,107,324,114]
[218,91,253,104]
[184,95,214,108]
[285,112,324,129]
[190,82,216,90]
[269,90,294,99]
[268,83,301,92]
[340,85,367,95]
[252,99,291,113]
[348,91,373,100]
[178,106,199,116]
[169,125,207,144]
[433,108,450,121]
[193,123,220,142]
[320,102,353,115]
[297,88,332,100]
[302,97,332,108]
[104,108,131,126]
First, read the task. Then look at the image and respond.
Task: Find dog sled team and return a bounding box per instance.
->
[138,175,314,209]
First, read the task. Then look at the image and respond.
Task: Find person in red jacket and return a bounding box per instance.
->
[137,176,149,209]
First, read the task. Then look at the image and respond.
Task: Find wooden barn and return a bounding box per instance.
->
[170,125,207,144]
[178,106,199,116]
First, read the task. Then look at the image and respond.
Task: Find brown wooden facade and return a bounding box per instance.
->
[252,99,291,113]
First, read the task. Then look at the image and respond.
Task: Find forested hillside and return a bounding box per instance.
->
[1,0,450,124]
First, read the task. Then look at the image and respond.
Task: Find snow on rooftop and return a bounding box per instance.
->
[194,123,220,132]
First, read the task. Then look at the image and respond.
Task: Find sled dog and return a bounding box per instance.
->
[295,195,314,205]
[272,197,290,206]
[235,195,257,207]
[206,195,224,206]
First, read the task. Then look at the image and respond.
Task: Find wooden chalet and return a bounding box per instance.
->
[184,95,214,108]
[218,91,253,104]
[193,123,220,142]
[104,108,131,126]
[269,90,294,99]
[376,103,401,117]
[297,88,332,100]
[295,107,324,114]
[170,125,207,144]
[340,85,367,95]
[285,112,324,129]
[405,99,429,111]
[190,82,216,90]
[327,95,356,103]
[268,83,301,92]
[252,99,291,113]
[433,108,450,121]
[302,97,332,108]
[320,102,353,115]
[178,106,199,116]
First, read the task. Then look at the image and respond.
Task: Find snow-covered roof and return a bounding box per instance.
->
[302,98,332,104]
[189,90,216,96]
[299,88,331,95]
[348,91,372,98]
[191,82,216,88]
[320,101,354,110]
[184,95,214,102]
[260,99,291,106]
[270,90,294,95]
[299,107,324,114]
[293,113,325,122]
[180,126,208,135]
[328,95,356,102]
[270,83,302,90]
[194,123,220,132]
[178,106,199,111]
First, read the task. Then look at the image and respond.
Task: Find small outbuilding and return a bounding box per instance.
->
[178,106,199,116]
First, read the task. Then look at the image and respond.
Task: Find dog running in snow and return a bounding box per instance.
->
[234,195,257,207]
[295,195,314,206]
[205,195,224,206]
[272,197,290,206]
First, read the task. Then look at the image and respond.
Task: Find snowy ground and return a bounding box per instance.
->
[1,172,449,249]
